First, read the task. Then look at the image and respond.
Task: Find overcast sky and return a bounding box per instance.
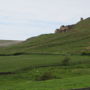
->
[0,0,90,40]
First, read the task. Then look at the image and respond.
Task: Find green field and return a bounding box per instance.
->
[0,18,90,90]
[0,55,90,90]
[0,55,90,72]
[0,75,90,90]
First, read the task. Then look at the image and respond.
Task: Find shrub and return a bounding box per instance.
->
[81,51,90,56]
[62,56,71,66]
[35,72,55,81]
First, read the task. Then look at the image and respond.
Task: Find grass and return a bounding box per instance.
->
[0,18,90,55]
[0,55,90,72]
[0,18,90,89]
[0,55,89,89]
[0,55,64,72]
[0,73,90,90]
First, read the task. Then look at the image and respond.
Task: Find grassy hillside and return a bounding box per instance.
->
[0,40,22,47]
[0,18,90,90]
[0,18,90,55]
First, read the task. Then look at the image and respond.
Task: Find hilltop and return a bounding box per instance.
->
[55,18,84,33]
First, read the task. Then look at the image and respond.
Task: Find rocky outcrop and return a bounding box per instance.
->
[55,25,74,33]
[80,17,84,21]
[55,18,85,33]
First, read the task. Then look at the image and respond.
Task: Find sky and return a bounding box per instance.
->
[0,0,90,40]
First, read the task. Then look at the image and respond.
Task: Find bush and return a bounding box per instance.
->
[62,56,71,66]
[35,72,55,81]
[81,51,90,56]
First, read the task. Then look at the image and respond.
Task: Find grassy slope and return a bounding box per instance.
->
[0,18,90,54]
[23,18,90,54]
[0,18,90,90]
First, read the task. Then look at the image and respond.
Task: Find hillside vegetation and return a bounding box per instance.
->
[0,18,90,90]
[0,18,90,55]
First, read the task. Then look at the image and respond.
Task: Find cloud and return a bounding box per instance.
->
[0,0,90,40]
